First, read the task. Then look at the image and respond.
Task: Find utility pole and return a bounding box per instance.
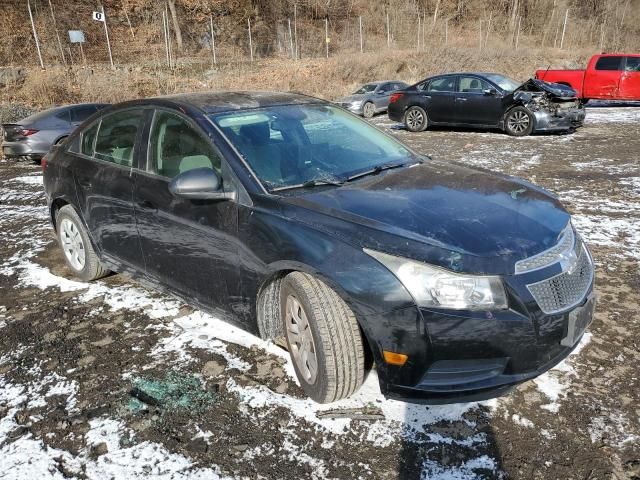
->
[359,16,363,53]
[560,8,569,49]
[325,17,329,58]
[386,12,390,47]
[294,4,298,59]
[248,18,253,62]
[210,15,217,65]
[101,5,115,69]
[27,0,44,69]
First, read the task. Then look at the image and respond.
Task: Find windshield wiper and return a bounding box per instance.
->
[271,178,344,192]
[345,161,412,183]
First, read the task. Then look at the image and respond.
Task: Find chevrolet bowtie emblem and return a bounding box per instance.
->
[559,248,579,274]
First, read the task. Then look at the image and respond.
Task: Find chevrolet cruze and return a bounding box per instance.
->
[43,92,595,404]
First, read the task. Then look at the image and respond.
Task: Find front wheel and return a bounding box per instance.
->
[56,205,109,282]
[362,101,375,118]
[280,272,365,403]
[404,106,428,132]
[505,107,534,136]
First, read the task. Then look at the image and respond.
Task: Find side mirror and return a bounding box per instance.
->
[483,88,498,96]
[169,167,235,201]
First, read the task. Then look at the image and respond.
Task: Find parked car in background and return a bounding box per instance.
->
[388,73,585,136]
[536,53,640,101]
[44,92,594,405]
[1,103,108,162]
[336,80,409,118]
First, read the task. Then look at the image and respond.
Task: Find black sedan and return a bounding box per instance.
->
[43,92,594,404]
[387,73,586,136]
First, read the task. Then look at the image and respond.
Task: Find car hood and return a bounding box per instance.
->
[515,78,578,99]
[279,161,570,275]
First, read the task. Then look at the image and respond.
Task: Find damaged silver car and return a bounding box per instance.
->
[387,73,586,136]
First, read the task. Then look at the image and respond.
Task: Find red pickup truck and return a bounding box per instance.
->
[535,53,640,101]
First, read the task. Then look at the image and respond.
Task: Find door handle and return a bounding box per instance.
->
[137,200,157,212]
[423,95,432,99]
[77,179,92,188]
[455,97,468,101]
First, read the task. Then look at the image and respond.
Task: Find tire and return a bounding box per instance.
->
[362,101,375,119]
[404,106,428,132]
[56,205,109,282]
[505,106,534,136]
[280,272,365,403]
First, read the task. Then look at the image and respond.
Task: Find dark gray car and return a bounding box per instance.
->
[1,103,108,161]
[336,81,409,118]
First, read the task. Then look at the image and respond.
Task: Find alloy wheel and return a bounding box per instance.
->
[406,109,425,130]
[285,294,318,383]
[363,102,375,118]
[60,218,86,271]
[507,110,530,134]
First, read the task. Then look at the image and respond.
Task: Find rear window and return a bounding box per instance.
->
[625,57,640,72]
[595,56,623,71]
[71,106,100,123]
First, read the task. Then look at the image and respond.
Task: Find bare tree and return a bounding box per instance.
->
[167,0,183,52]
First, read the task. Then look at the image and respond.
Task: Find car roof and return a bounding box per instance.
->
[131,91,324,115]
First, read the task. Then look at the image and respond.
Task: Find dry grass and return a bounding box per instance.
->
[2,45,595,108]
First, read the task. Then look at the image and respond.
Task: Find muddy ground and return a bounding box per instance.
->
[0,105,639,479]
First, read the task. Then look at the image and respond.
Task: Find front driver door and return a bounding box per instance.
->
[373,83,393,110]
[453,76,503,126]
[133,109,242,315]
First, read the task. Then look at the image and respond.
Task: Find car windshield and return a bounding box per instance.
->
[211,104,417,191]
[353,84,378,94]
[484,74,521,92]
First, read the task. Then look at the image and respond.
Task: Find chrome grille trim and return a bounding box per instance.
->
[515,225,574,274]
[526,242,594,315]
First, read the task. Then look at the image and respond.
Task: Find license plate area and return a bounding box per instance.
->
[560,296,594,347]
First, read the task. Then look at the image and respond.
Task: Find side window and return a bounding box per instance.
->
[624,57,640,72]
[458,76,490,93]
[377,83,391,93]
[71,106,99,123]
[94,110,143,167]
[595,56,623,71]
[81,122,99,156]
[149,111,221,179]
[428,76,456,92]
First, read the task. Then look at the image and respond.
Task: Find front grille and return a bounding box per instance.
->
[527,242,594,314]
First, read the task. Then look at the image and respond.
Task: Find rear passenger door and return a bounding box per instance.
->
[584,56,624,99]
[133,109,242,313]
[422,76,457,123]
[619,56,640,99]
[373,83,393,109]
[71,108,146,270]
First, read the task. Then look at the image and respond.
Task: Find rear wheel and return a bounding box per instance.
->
[404,106,428,132]
[280,272,365,403]
[362,101,375,118]
[56,205,108,282]
[505,107,534,136]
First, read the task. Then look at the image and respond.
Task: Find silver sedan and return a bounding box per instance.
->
[335,80,409,118]
[1,103,108,162]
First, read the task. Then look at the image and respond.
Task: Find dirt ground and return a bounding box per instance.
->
[0,104,639,479]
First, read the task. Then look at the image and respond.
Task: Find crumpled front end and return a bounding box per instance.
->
[514,79,586,132]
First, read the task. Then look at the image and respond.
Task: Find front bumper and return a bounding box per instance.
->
[533,106,586,132]
[336,102,364,116]
[369,248,595,404]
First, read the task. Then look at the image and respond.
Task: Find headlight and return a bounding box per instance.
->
[364,249,508,310]
[350,100,363,107]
